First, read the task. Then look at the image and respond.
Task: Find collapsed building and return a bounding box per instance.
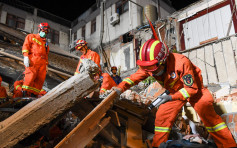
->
[0,0,236,147]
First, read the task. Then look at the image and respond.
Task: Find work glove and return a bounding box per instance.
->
[23,56,30,67]
[156,95,172,108]
[111,87,122,97]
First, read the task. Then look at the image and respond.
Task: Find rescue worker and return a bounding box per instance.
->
[0,76,7,102]
[99,72,117,95]
[110,66,122,85]
[13,79,24,98]
[22,22,50,96]
[113,39,237,148]
[74,39,101,75]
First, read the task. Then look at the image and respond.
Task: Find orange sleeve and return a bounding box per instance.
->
[117,69,149,92]
[22,34,32,57]
[100,73,117,93]
[0,87,7,98]
[171,59,199,100]
[90,52,101,69]
[14,80,23,91]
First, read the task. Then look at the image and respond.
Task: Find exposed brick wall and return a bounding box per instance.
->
[221,112,237,142]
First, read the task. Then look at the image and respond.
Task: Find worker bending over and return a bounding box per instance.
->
[113,39,237,148]
[0,76,7,103]
[22,22,50,97]
[74,39,101,75]
[99,72,117,95]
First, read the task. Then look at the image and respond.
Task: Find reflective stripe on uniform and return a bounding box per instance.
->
[16,85,22,90]
[149,40,160,60]
[139,43,145,60]
[74,72,79,75]
[101,88,107,92]
[22,49,29,53]
[123,78,134,86]
[22,85,40,93]
[32,38,42,45]
[179,88,190,99]
[155,126,171,133]
[206,122,227,132]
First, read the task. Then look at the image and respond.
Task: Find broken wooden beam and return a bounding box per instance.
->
[0,73,99,147]
[0,48,73,77]
[55,91,118,148]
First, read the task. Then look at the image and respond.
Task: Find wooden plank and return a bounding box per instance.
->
[196,47,208,85]
[204,45,218,84]
[55,91,118,148]
[0,48,73,77]
[0,73,98,147]
[200,37,218,45]
[222,40,237,85]
[213,42,228,83]
[127,117,144,148]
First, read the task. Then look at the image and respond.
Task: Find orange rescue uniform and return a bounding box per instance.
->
[75,49,100,75]
[117,53,236,148]
[13,80,24,98]
[100,73,117,94]
[22,34,49,95]
[0,76,7,99]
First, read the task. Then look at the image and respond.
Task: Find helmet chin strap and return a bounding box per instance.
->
[153,64,166,76]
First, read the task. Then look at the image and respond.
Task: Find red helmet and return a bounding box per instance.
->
[75,39,88,50]
[136,39,169,72]
[111,66,117,71]
[38,22,50,33]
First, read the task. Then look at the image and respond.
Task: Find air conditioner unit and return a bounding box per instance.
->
[110,13,120,26]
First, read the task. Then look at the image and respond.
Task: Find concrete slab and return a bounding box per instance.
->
[196,47,208,85]
[222,40,237,85]
[204,45,218,84]
[213,42,228,83]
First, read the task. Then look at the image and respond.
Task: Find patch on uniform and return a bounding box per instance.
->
[170,72,176,79]
[182,74,193,86]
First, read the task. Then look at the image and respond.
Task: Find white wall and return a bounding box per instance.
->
[183,4,235,49]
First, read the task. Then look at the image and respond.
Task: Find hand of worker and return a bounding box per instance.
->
[156,95,172,108]
[23,56,30,67]
[111,87,122,97]
[46,65,48,73]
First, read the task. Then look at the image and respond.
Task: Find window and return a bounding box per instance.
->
[74,32,77,41]
[6,14,25,30]
[116,0,129,15]
[82,25,86,39]
[48,29,59,44]
[182,5,235,49]
[91,18,96,34]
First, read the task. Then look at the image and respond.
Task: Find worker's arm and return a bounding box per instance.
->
[117,68,149,92]
[90,52,101,69]
[171,59,199,100]
[22,34,32,57]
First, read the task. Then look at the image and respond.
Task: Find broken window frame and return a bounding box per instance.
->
[48,29,59,44]
[91,18,96,34]
[6,13,25,30]
[82,25,86,39]
[116,0,129,15]
[178,0,237,51]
